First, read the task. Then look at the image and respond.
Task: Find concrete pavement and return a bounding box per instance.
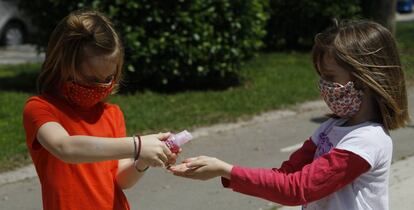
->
[396,11,414,22]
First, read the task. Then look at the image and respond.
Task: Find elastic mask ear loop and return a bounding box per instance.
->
[97,80,113,87]
[95,75,115,87]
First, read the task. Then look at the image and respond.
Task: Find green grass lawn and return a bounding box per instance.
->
[1,22,414,172]
[114,52,318,133]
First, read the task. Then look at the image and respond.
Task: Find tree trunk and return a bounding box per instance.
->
[361,0,397,34]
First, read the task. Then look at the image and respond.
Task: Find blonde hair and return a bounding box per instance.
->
[312,19,409,130]
[37,10,124,95]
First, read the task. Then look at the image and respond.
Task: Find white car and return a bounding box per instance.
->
[0,0,35,46]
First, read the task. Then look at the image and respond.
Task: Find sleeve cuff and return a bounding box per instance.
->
[221,165,243,189]
[221,177,231,188]
[221,165,240,188]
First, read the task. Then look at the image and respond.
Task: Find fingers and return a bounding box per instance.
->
[171,167,207,180]
[168,155,219,181]
[185,159,207,169]
[155,133,175,164]
[182,157,199,163]
[167,153,178,165]
[146,158,165,167]
[161,143,178,166]
[168,161,211,180]
[143,132,186,167]
[155,159,165,167]
[156,132,172,141]
[182,156,208,166]
[150,146,168,167]
[157,152,168,165]
[171,167,198,177]
[169,157,206,173]
[140,134,176,168]
[154,138,173,166]
[162,143,173,157]
[168,163,189,172]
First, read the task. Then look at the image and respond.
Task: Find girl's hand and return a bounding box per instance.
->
[165,148,181,167]
[139,133,174,167]
[157,133,182,166]
[169,156,233,180]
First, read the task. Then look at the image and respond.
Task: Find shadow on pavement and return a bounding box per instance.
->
[310,116,330,124]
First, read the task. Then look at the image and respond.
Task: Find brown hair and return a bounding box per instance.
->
[312,19,409,130]
[37,10,124,95]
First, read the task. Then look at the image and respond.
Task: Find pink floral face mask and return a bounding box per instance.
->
[318,79,364,118]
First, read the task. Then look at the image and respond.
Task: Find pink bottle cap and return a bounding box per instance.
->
[172,130,193,146]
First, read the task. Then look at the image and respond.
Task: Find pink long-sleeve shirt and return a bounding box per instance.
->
[221,139,370,206]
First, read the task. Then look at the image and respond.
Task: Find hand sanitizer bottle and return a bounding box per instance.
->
[165,130,193,153]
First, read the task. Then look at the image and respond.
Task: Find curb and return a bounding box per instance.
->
[0,165,36,186]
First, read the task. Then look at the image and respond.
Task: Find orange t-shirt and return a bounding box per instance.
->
[23,95,130,210]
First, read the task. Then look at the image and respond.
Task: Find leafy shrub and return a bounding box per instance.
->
[264,0,361,50]
[19,0,268,91]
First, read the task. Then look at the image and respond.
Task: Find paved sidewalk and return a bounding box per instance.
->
[396,11,414,22]
[0,45,44,65]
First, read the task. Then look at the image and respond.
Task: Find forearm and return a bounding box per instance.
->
[116,158,147,189]
[57,135,134,163]
[225,167,307,205]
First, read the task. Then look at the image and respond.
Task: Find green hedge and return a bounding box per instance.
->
[264,0,361,50]
[19,0,268,91]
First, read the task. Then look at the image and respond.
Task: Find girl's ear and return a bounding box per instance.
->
[355,80,374,98]
[354,79,366,90]
[350,74,366,91]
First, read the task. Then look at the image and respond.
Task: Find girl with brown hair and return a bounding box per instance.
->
[171,20,409,210]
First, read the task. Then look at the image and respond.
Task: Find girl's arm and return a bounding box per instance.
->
[172,148,370,206]
[116,150,178,189]
[36,122,173,166]
[220,149,370,206]
[115,158,146,189]
[170,137,316,180]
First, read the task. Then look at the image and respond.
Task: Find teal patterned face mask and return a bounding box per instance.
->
[318,79,364,118]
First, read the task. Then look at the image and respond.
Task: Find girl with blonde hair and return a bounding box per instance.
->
[23,10,176,210]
